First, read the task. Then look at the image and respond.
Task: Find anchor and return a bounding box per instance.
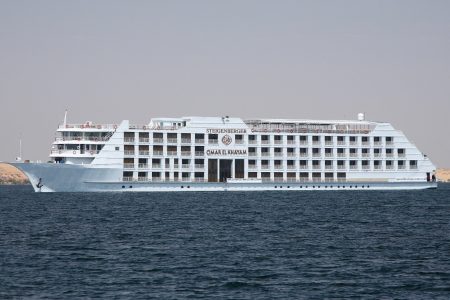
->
[36,178,44,191]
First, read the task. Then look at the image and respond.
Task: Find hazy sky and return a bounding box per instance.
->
[1,1,449,166]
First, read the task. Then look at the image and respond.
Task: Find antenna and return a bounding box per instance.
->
[63,109,68,126]
[15,136,22,162]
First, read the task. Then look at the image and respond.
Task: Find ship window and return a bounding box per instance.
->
[115,147,119,151]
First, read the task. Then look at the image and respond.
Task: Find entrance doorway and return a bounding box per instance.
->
[219,159,232,182]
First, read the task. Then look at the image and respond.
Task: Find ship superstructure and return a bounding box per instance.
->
[13,115,437,192]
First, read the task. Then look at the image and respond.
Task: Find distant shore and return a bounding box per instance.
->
[0,163,29,185]
[0,163,449,185]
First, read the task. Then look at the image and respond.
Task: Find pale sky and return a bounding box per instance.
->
[1,1,449,166]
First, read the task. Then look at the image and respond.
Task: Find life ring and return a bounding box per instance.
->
[276,129,280,133]
[94,137,98,141]
[290,129,294,133]
[77,145,80,150]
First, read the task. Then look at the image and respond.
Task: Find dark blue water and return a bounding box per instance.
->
[1,185,450,299]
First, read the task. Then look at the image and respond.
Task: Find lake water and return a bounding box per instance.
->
[1,184,450,299]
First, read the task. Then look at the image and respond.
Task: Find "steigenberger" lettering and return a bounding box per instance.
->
[206,129,247,134]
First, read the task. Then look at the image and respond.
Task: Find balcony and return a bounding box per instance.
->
[138,164,148,169]
[181,139,191,144]
[261,152,270,157]
[182,164,191,169]
[152,164,161,168]
[153,138,164,144]
[124,138,135,143]
[274,140,283,145]
[195,151,204,156]
[181,151,191,156]
[124,163,134,169]
[287,165,296,170]
[274,152,283,157]
[124,151,135,156]
[337,165,346,170]
[138,177,148,182]
[274,165,283,170]
[325,153,333,158]
[139,151,149,156]
[208,139,218,145]
[195,139,205,144]
[261,140,270,145]
[249,140,257,145]
[287,140,295,145]
[300,153,308,157]
[167,138,178,144]
[195,164,204,169]
[167,151,177,156]
[153,151,164,156]
[139,138,149,143]
[299,165,308,169]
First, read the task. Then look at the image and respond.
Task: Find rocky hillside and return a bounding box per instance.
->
[436,168,450,182]
[0,163,29,184]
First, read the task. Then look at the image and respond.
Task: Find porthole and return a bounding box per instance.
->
[181,186,184,188]
[367,185,370,188]
[274,186,277,188]
[187,186,190,188]
[122,186,125,189]
[129,186,132,188]
[287,186,290,188]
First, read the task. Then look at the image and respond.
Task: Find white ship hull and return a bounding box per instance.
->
[12,163,437,192]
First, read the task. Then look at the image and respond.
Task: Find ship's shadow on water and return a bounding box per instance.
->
[1,184,450,299]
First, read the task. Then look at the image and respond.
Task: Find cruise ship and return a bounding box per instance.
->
[11,114,437,192]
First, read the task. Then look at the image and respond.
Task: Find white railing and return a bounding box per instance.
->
[59,123,118,130]
[153,138,164,143]
[124,163,134,169]
[139,138,149,143]
[124,138,135,143]
[139,151,149,155]
[124,151,135,155]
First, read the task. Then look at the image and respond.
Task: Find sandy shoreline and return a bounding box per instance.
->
[1,163,449,185]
